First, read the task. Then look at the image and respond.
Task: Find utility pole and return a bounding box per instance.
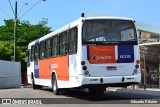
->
[10,0,46,61]
[14,1,17,61]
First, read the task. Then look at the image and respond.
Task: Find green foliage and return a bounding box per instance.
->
[0,20,14,40]
[0,41,13,60]
[0,18,52,72]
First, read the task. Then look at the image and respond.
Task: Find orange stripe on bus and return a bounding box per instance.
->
[39,55,69,81]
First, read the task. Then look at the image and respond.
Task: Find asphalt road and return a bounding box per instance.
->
[0,86,160,102]
[0,86,160,107]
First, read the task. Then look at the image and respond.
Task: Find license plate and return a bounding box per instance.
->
[107,66,117,71]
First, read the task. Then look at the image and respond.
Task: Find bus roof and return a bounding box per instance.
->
[28,16,135,48]
[84,16,134,21]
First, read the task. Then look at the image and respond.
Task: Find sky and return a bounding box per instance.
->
[1,0,160,31]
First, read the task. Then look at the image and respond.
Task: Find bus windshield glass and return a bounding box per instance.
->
[82,20,137,45]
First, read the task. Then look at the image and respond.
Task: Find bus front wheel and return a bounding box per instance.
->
[31,74,37,89]
[31,73,42,89]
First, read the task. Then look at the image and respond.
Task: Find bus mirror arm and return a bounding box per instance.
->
[27,62,30,67]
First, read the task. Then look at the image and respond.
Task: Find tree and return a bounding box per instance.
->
[0,18,51,72]
[0,41,13,60]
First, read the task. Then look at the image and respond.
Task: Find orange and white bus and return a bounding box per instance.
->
[26,14,141,95]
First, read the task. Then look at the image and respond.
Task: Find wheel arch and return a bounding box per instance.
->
[51,71,58,80]
[51,71,58,87]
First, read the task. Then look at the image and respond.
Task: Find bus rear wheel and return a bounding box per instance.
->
[52,75,59,95]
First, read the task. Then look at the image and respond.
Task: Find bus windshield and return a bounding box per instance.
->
[82,20,137,45]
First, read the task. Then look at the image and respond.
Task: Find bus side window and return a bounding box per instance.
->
[39,41,45,59]
[31,45,34,61]
[59,31,68,56]
[45,39,51,58]
[51,36,58,57]
[35,44,39,60]
[68,27,78,54]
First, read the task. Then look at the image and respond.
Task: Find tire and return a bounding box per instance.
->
[31,73,42,89]
[52,75,59,95]
[36,85,43,89]
[31,74,37,89]
[89,88,104,95]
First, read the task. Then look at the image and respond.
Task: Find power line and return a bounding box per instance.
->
[19,0,45,19]
[17,3,28,16]
[7,0,15,15]
[6,0,46,61]
[0,7,12,18]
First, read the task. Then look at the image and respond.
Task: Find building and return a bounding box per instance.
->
[136,22,160,88]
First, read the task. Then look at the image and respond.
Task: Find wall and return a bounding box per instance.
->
[0,60,21,88]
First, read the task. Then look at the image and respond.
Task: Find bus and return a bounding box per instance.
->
[26,13,141,95]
